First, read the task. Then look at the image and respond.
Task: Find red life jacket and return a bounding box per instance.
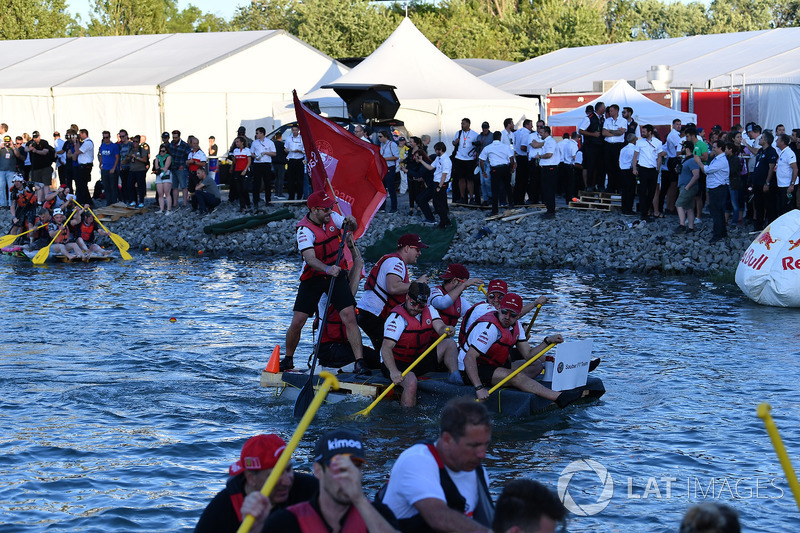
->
[466,312,520,367]
[434,285,463,327]
[79,220,96,242]
[49,222,68,244]
[296,215,346,281]
[32,217,49,240]
[13,188,36,208]
[363,253,409,319]
[389,303,436,364]
[321,306,347,344]
[289,500,367,533]
[458,303,492,347]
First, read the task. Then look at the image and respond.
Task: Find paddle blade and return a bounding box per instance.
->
[32,245,51,265]
[110,232,130,251]
[118,247,133,260]
[293,382,315,419]
[0,234,20,248]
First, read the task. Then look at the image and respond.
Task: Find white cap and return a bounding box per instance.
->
[53,208,64,216]
[12,175,23,182]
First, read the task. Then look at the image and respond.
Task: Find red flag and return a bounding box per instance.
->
[293,90,388,239]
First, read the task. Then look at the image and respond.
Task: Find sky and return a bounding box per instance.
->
[66,0,249,23]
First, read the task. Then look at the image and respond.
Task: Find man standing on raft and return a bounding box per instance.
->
[281,190,368,375]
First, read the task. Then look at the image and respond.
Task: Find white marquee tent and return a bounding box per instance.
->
[0,31,348,164]
[481,28,800,130]
[549,80,696,128]
[301,18,539,148]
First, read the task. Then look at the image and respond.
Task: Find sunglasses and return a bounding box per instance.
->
[316,206,332,213]
[408,298,427,308]
[500,309,518,318]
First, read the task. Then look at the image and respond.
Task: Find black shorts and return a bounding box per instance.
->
[357,309,385,350]
[293,274,355,316]
[461,359,511,387]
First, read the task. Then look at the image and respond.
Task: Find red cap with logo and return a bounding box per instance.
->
[307,190,336,209]
[441,263,469,280]
[397,233,429,249]
[228,434,287,476]
[487,279,508,296]
[499,293,523,314]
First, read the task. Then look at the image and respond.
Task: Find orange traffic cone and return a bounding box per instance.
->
[265,345,281,373]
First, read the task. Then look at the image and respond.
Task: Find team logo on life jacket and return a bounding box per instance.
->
[426,318,431,325]
[329,225,335,232]
[557,362,564,373]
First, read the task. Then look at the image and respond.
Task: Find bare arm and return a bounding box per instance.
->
[413,497,490,533]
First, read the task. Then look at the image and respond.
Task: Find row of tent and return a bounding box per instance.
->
[5,20,795,164]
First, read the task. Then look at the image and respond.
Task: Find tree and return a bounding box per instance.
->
[706,0,773,33]
[0,0,74,40]
[230,0,296,32]
[87,0,170,36]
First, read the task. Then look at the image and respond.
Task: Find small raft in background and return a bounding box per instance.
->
[1,246,114,262]
[261,369,605,416]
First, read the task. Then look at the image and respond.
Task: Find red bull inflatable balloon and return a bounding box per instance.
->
[735,211,800,307]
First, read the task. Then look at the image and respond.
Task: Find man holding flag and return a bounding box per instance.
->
[280,91,388,373]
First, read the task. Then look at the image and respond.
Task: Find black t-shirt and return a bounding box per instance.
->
[272,140,287,164]
[262,491,398,533]
[751,145,778,187]
[194,471,318,533]
[30,140,53,170]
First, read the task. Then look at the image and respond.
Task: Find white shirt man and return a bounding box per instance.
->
[500,121,515,149]
[602,113,626,144]
[478,139,514,169]
[557,136,579,165]
[77,132,94,165]
[619,140,636,170]
[527,125,544,161]
[665,120,682,159]
[54,133,66,167]
[432,150,452,187]
[284,128,304,160]
[703,149,730,189]
[775,137,798,189]
[633,135,664,169]
[251,134,276,164]
[453,120,478,161]
[513,122,531,157]
[539,133,561,166]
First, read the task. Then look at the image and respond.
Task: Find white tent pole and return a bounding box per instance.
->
[158,86,166,135]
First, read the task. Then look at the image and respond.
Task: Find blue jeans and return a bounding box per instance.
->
[100,169,117,205]
[0,170,15,206]
[729,187,740,223]
[382,167,397,211]
[480,168,492,201]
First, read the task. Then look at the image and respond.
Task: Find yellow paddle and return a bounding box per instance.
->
[524,303,543,340]
[757,403,800,512]
[75,202,132,259]
[353,331,449,418]
[484,343,555,397]
[32,209,79,265]
[237,371,340,533]
[478,283,487,295]
[0,224,46,248]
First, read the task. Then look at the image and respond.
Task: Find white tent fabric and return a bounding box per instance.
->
[0,31,348,182]
[482,28,800,95]
[548,80,696,127]
[302,18,538,148]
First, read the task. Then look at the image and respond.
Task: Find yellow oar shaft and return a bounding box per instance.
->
[485,343,555,396]
[355,332,448,417]
[757,403,800,512]
[237,372,340,533]
[479,283,487,295]
[525,304,542,340]
[3,223,46,240]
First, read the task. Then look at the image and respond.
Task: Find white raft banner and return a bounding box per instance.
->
[735,210,800,308]
[543,340,592,392]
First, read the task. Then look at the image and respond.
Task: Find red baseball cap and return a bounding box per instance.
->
[441,263,469,280]
[307,190,336,209]
[228,434,287,476]
[487,279,508,296]
[397,233,429,249]
[499,293,523,314]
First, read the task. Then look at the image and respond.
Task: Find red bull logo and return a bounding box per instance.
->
[756,228,779,250]
[782,256,800,270]
[740,248,768,270]
[789,239,800,251]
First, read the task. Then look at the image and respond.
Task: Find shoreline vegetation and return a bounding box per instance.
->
[20,200,752,277]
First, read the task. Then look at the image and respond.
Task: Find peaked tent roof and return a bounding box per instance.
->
[482,27,800,95]
[322,18,530,101]
[548,80,696,127]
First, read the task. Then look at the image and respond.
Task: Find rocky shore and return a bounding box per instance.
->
[2,198,755,275]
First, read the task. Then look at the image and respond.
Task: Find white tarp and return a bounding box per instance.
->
[0,31,348,183]
[548,79,696,128]
[301,18,539,148]
[736,211,800,307]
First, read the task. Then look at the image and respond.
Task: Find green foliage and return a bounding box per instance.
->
[1,0,73,40]
[7,0,799,59]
